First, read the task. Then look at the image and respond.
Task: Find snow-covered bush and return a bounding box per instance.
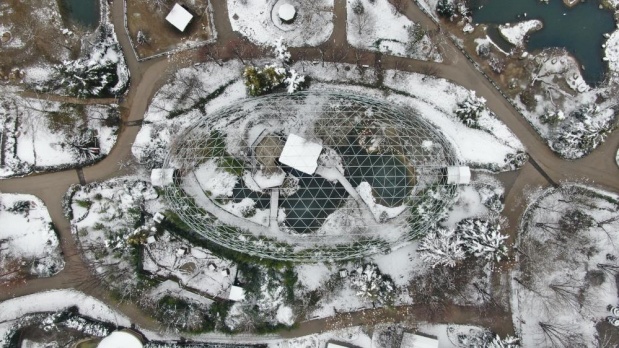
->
[457,218,508,262]
[418,227,466,268]
[243,65,286,96]
[350,264,395,305]
[436,0,455,17]
[455,92,486,128]
[409,185,456,237]
[51,25,128,97]
[273,37,291,65]
[457,328,520,348]
[418,218,507,267]
[539,110,565,126]
[284,70,306,93]
[550,105,614,159]
[503,151,528,171]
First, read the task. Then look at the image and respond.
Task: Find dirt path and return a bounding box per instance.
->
[1,0,618,342]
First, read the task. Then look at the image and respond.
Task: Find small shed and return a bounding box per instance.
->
[165,4,194,32]
[400,332,439,348]
[151,168,174,187]
[278,4,296,22]
[153,212,166,224]
[279,134,323,175]
[446,166,471,185]
[228,285,246,301]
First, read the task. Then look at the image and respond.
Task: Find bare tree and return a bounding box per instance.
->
[538,322,583,348]
[352,11,372,35]
[420,64,439,81]
[199,44,223,66]
[226,38,251,65]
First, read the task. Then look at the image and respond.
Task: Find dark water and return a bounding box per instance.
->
[470,0,615,85]
[60,0,100,29]
[279,168,348,234]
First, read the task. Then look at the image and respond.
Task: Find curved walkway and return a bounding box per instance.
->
[0,0,618,341]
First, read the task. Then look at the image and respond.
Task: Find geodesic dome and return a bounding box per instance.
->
[162,91,459,262]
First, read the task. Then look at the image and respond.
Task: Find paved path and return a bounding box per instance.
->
[1,0,618,341]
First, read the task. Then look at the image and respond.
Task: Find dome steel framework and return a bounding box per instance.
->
[162,91,459,262]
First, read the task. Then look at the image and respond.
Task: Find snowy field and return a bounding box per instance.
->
[0,193,64,280]
[378,71,525,171]
[346,0,442,61]
[514,184,619,347]
[227,0,334,47]
[0,94,119,178]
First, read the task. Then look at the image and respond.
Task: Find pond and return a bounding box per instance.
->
[59,0,100,29]
[279,168,348,234]
[470,0,615,85]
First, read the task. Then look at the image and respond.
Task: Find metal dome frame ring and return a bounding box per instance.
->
[162,90,460,262]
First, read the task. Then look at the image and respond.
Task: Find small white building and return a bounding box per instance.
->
[278,134,323,175]
[446,166,471,185]
[228,285,246,301]
[97,331,144,348]
[165,4,194,32]
[326,343,349,348]
[400,332,439,348]
[150,168,174,187]
[278,4,296,22]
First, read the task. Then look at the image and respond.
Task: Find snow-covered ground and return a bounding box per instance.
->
[143,231,237,298]
[68,177,162,296]
[0,94,119,178]
[0,193,64,280]
[380,71,525,171]
[514,184,619,347]
[227,0,334,47]
[498,20,542,47]
[346,0,442,61]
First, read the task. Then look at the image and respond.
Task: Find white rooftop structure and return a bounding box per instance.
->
[228,285,246,301]
[326,343,349,348]
[400,333,439,348]
[98,331,143,348]
[151,168,174,187]
[165,4,193,32]
[279,134,323,175]
[446,166,471,185]
[278,4,296,21]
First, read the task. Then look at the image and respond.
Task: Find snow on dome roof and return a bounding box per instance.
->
[279,134,323,175]
[166,4,193,32]
[278,4,296,21]
[98,331,143,348]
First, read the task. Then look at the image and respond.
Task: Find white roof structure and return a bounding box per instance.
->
[151,168,174,187]
[446,166,471,185]
[400,333,439,348]
[98,331,143,348]
[278,4,296,21]
[326,343,349,348]
[165,4,193,32]
[279,134,323,175]
[228,285,246,301]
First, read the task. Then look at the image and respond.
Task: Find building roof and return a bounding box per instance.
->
[400,333,439,348]
[98,331,143,348]
[278,4,296,21]
[446,166,471,185]
[326,343,349,348]
[165,4,193,32]
[151,168,174,187]
[278,134,323,175]
[228,285,246,301]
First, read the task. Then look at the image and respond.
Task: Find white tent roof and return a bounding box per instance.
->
[400,333,439,348]
[228,285,246,301]
[446,166,471,185]
[278,4,296,21]
[278,134,323,175]
[166,4,193,32]
[151,168,174,187]
[98,331,143,348]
